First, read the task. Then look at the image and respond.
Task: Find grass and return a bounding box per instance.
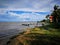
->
[23,26,60,45]
[29,27,60,37]
[7,25,60,45]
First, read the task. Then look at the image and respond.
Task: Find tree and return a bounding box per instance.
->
[45,15,50,23]
[40,19,46,22]
[46,15,49,20]
[54,5,59,10]
[51,5,60,23]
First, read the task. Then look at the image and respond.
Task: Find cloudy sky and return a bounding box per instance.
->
[0,0,60,22]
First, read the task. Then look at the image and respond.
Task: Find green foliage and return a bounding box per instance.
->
[46,15,49,19]
[45,5,60,28]
[51,5,60,23]
[40,19,46,22]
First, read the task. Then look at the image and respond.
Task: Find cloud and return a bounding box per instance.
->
[0,0,59,12]
[0,0,60,21]
[0,0,60,13]
[8,11,38,20]
[4,11,46,21]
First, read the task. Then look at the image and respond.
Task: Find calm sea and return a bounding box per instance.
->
[0,22,42,45]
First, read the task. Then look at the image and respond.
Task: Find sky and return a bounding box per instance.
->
[0,0,60,22]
